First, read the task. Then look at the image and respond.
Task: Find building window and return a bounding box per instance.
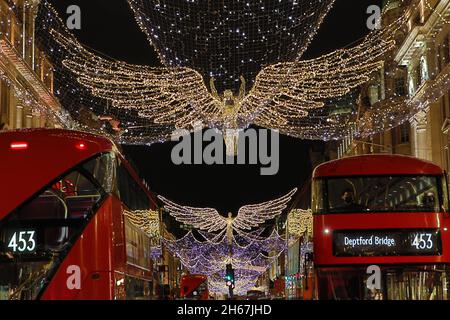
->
[442,89,450,121]
[399,123,409,144]
[395,77,405,96]
[442,96,447,121]
[15,105,23,129]
[437,44,443,74]
[445,148,450,177]
[0,80,8,125]
[448,89,450,113]
[369,86,379,105]
[1,81,9,116]
[443,35,450,66]
[412,12,421,28]
[416,63,422,88]
[408,76,415,97]
[420,56,429,82]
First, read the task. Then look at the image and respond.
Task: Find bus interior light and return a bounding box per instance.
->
[10,142,28,150]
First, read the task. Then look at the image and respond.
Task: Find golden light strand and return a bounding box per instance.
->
[123,209,160,237]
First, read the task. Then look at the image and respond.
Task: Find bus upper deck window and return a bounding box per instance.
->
[312,179,325,214]
[441,176,449,213]
[325,175,443,214]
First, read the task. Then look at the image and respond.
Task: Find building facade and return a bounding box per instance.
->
[336,0,450,171]
[0,0,60,131]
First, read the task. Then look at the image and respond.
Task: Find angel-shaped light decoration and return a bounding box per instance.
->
[36,0,408,152]
[162,228,286,276]
[158,188,297,244]
[49,24,398,155]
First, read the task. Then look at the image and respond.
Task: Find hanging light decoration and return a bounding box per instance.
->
[158,188,296,243]
[288,209,313,238]
[48,22,399,142]
[127,0,337,93]
[32,0,445,146]
[124,209,160,237]
[162,229,287,292]
[208,278,260,296]
[163,229,286,269]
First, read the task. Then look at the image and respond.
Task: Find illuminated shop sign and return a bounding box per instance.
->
[333,229,441,257]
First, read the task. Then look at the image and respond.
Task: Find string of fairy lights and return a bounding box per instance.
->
[287,209,313,238]
[126,0,338,92]
[123,209,161,238]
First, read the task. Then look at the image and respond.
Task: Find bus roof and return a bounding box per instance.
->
[313,154,444,178]
[0,129,156,219]
[181,274,207,280]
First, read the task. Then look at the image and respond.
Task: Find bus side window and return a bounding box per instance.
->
[82,152,116,193]
[442,176,449,213]
[117,163,150,211]
[312,179,325,214]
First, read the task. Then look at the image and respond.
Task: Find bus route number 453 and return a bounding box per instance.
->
[412,233,433,250]
[7,230,37,253]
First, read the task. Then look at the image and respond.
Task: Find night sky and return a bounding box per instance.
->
[47,0,382,213]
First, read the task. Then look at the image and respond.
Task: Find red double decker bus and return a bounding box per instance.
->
[312,154,450,300]
[180,274,209,300]
[0,129,159,300]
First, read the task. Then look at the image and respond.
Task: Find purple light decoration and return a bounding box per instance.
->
[162,228,286,293]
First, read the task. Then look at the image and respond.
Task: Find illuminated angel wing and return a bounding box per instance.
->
[158,196,227,232]
[232,188,298,231]
[239,18,404,136]
[51,31,222,130]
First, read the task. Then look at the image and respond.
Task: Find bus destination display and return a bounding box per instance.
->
[3,229,37,254]
[333,229,441,257]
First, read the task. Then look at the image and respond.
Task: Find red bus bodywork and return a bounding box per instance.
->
[312,154,450,299]
[180,275,209,300]
[0,129,158,300]
[313,154,449,266]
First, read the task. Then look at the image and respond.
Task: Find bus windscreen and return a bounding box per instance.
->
[313,175,448,214]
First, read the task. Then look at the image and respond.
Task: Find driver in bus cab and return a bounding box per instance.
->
[338,189,364,212]
[422,191,436,209]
